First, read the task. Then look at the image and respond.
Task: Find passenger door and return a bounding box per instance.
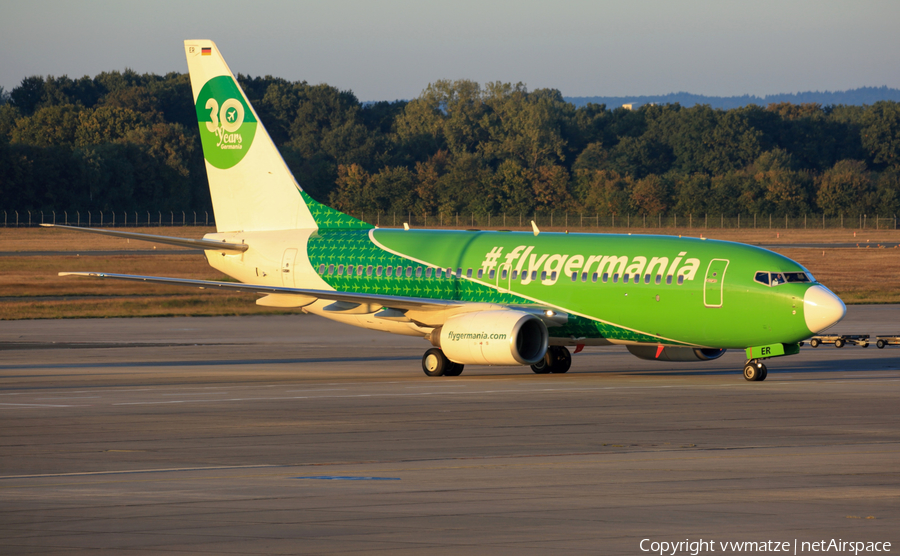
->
[704,259,729,308]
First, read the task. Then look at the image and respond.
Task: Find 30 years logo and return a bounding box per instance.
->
[195,75,257,169]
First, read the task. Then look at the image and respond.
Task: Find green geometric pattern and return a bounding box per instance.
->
[307,229,669,344]
[300,191,372,230]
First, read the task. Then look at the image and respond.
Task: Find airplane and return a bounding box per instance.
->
[46,40,846,381]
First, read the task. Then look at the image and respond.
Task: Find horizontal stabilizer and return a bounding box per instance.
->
[41,224,248,252]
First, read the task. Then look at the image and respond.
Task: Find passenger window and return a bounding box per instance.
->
[666,275,672,285]
[613,273,619,283]
[456,268,462,278]
[540,271,547,280]
[347,265,354,276]
[366,265,373,276]
[466,268,473,278]
[582,272,588,282]
[477,269,483,278]
[602,273,609,283]
[416,267,423,278]
[425,267,432,278]
[634,274,640,283]
[357,266,363,276]
[337,265,344,275]
[327,264,335,275]
[571,272,578,282]
[511,270,518,280]
[406,267,413,278]
[677,275,684,285]
[489,269,496,279]
[623,273,630,282]
[386,266,393,277]
[318,264,326,274]
[655,275,661,285]
[531,271,538,281]
[376,265,383,276]
[592,272,598,282]
[501,269,508,279]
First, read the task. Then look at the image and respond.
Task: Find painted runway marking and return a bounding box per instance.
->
[0,402,74,407]
[293,476,400,481]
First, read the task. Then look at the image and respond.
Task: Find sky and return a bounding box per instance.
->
[2,0,899,102]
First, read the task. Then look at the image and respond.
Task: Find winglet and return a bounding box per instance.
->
[531,220,540,236]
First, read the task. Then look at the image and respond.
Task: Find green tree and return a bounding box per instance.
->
[860,101,900,168]
[629,174,669,215]
[816,159,874,216]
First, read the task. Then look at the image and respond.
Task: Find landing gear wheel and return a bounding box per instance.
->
[834,338,845,348]
[550,346,572,374]
[877,340,886,349]
[422,348,450,377]
[743,360,767,381]
[531,354,552,374]
[531,346,572,374]
[810,338,820,348]
[444,362,464,377]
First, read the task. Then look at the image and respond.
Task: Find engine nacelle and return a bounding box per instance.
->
[438,310,548,366]
[627,345,726,362]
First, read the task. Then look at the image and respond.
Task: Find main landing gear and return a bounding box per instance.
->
[422,348,464,377]
[743,359,768,381]
[531,346,572,374]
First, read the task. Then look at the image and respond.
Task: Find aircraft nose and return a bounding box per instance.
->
[803,285,846,334]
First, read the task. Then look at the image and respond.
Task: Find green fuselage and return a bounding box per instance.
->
[306,228,817,349]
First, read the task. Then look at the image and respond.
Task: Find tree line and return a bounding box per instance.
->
[1,72,899,219]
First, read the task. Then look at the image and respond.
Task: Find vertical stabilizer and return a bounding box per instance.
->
[184,40,368,232]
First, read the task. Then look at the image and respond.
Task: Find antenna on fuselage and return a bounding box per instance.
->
[531,220,540,236]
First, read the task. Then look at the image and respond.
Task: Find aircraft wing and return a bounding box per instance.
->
[41,224,248,253]
[59,271,568,326]
[59,271,464,311]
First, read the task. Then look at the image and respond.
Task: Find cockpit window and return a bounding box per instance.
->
[783,272,811,283]
[755,271,812,287]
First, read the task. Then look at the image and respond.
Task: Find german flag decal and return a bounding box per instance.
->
[201,47,211,56]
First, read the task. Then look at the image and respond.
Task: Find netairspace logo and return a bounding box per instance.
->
[195,75,257,169]
[639,538,891,556]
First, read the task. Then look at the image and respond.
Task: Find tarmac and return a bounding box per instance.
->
[1,306,898,555]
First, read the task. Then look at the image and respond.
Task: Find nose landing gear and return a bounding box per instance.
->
[743,359,768,381]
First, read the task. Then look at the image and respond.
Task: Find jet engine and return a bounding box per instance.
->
[627,345,726,362]
[436,310,548,366]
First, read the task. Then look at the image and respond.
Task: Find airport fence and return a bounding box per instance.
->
[2,209,898,230]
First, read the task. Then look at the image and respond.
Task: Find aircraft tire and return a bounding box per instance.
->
[531,351,553,374]
[422,348,450,377]
[444,362,465,377]
[743,363,761,381]
[550,346,572,374]
[759,364,768,381]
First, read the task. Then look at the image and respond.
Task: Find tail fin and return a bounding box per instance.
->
[184,40,369,232]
